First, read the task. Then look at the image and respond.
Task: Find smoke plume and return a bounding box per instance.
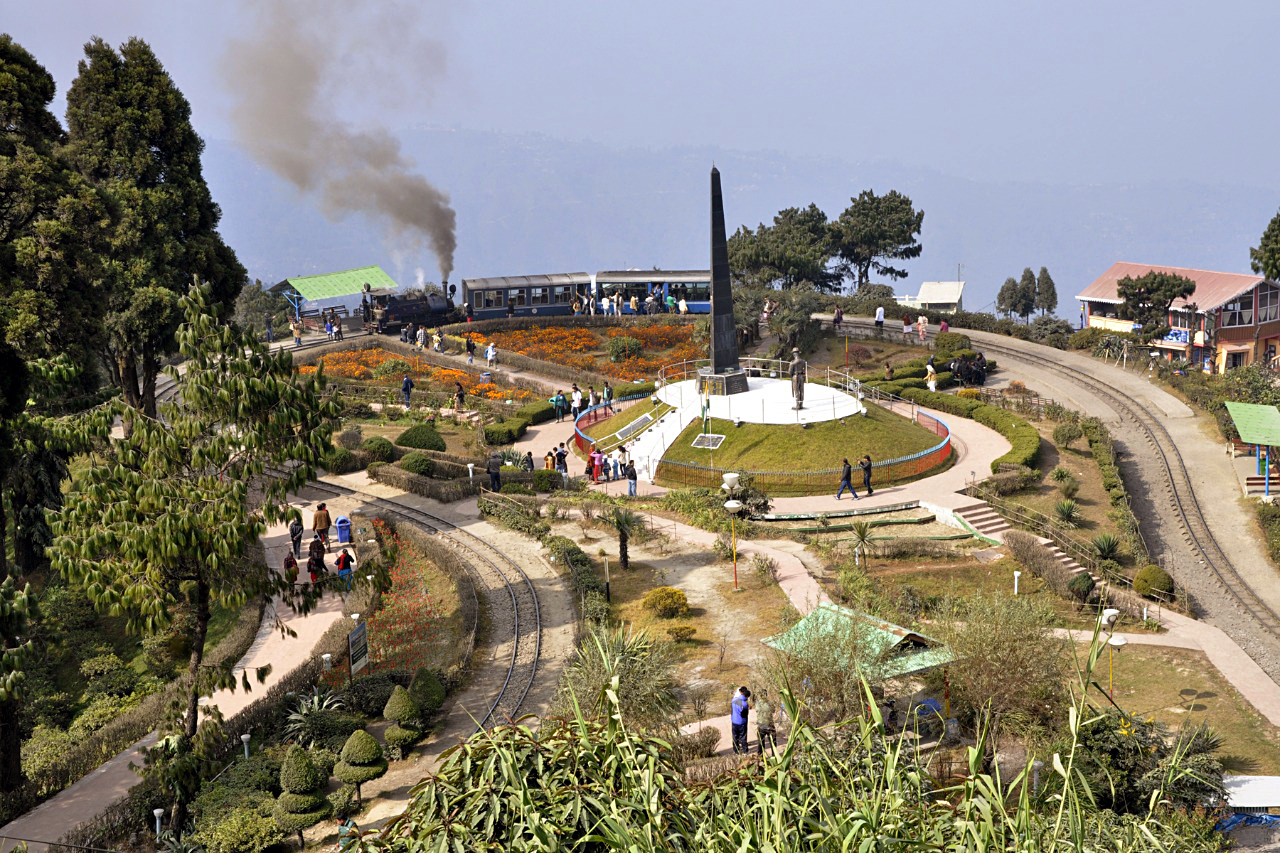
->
[223,1,456,280]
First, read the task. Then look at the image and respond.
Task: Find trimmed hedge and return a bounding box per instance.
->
[409,668,447,715]
[383,685,420,728]
[400,452,436,477]
[899,388,1039,472]
[361,436,396,462]
[396,423,447,451]
[384,723,422,760]
[484,418,530,445]
[1133,564,1174,599]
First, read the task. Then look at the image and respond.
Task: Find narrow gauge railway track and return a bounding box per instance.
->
[840,315,1280,639]
[306,480,543,731]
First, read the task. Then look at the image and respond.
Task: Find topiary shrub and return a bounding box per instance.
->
[361,435,396,461]
[399,451,436,477]
[606,336,643,362]
[483,418,529,445]
[408,668,447,715]
[396,423,446,451]
[274,745,332,846]
[1067,572,1096,604]
[642,586,689,618]
[307,746,339,778]
[193,798,286,853]
[1133,564,1175,599]
[384,723,422,760]
[933,331,971,353]
[383,685,420,728]
[326,446,363,474]
[334,729,388,802]
[336,426,364,450]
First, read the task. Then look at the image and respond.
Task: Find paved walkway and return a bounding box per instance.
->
[0,492,360,852]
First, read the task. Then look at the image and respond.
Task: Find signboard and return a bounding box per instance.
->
[691,434,725,450]
[616,413,654,442]
[1163,328,1190,344]
[348,622,369,675]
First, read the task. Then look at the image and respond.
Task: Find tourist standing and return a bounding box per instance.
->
[466,334,476,364]
[860,455,874,496]
[589,445,602,483]
[288,514,305,558]
[939,319,950,334]
[293,318,304,348]
[917,314,928,344]
[836,458,857,500]
[522,451,535,472]
[485,342,497,368]
[312,503,332,550]
[401,374,414,406]
[554,390,568,422]
[902,315,912,343]
[570,386,583,419]
[926,360,937,392]
[486,452,503,491]
[630,294,639,314]
[612,445,625,480]
[884,362,894,382]
[556,443,569,475]
[454,381,465,412]
[416,326,427,350]
[731,687,752,754]
[874,304,885,332]
[603,381,614,414]
[755,690,778,756]
[833,305,843,331]
[625,459,638,496]
[544,449,556,470]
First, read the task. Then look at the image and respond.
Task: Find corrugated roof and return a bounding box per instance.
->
[1076,262,1265,312]
[1224,403,1280,446]
[915,281,965,304]
[596,269,710,284]
[462,273,591,289]
[1225,776,1280,808]
[273,265,399,302]
[762,602,954,680]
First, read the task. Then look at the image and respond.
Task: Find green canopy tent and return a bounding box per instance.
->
[1224,402,1280,498]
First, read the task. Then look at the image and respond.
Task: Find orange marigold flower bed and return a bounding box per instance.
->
[298,348,535,401]
[489,323,705,381]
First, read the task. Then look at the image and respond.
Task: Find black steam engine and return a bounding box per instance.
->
[361,281,458,334]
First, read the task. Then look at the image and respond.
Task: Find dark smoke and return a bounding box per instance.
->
[223,1,456,280]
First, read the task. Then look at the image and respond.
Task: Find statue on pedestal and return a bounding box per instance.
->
[790,348,806,409]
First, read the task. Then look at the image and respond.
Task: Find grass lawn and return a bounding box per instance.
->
[804,333,931,373]
[583,399,675,446]
[1080,643,1280,775]
[661,405,939,473]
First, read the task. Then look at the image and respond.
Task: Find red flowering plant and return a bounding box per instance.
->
[366,518,443,672]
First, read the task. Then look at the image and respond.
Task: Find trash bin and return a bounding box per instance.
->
[335,516,352,544]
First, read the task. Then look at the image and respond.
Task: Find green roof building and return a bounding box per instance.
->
[272,265,400,317]
[763,603,954,681]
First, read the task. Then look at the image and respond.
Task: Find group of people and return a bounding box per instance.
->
[836,455,875,500]
[324,308,345,342]
[730,686,779,756]
[568,289,693,317]
[552,382,614,422]
[400,323,443,353]
[282,502,356,591]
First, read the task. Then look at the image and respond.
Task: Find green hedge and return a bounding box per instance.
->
[396,423,447,451]
[517,399,557,425]
[483,417,530,445]
[900,388,1039,472]
[399,452,436,477]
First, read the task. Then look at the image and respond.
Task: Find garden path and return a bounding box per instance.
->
[0,491,359,853]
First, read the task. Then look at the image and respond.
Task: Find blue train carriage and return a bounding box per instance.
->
[461,272,592,320]
[594,269,711,314]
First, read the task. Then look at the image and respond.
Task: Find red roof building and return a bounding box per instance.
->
[1076,262,1279,372]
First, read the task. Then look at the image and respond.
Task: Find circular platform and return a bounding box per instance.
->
[656,376,865,425]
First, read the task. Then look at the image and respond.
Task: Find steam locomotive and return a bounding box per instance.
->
[361,282,458,333]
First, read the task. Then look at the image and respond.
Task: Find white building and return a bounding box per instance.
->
[896,281,965,313]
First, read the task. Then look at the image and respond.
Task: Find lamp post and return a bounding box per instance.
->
[153,808,164,840]
[241,732,251,759]
[1013,570,1021,596]
[723,499,743,591]
[1108,634,1127,699]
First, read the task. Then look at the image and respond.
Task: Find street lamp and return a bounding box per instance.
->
[723,499,743,591]
[1101,608,1120,630]
[240,733,251,759]
[1108,634,1127,699]
[153,808,165,840]
[1013,570,1021,595]
[322,653,332,671]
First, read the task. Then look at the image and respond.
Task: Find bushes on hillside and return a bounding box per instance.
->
[1133,564,1175,599]
[1003,530,1078,598]
[396,423,446,451]
[933,332,971,352]
[607,336,643,361]
[326,446,365,474]
[642,586,689,618]
[408,668,446,715]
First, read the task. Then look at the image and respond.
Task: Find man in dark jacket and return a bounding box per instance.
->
[860,455,874,496]
[836,458,857,500]
[486,452,503,491]
[288,514,305,558]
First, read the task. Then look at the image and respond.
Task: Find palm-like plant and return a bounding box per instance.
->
[606,507,644,571]
[1091,532,1121,560]
[283,686,345,746]
[554,622,680,729]
[1054,499,1080,527]
[848,521,874,568]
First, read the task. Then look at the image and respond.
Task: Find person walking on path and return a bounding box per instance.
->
[874,304,885,332]
[625,459,638,496]
[917,314,928,344]
[902,315,912,343]
[860,455,874,496]
[571,386,583,420]
[731,687,752,754]
[312,503,332,550]
[401,374,415,406]
[307,534,327,586]
[292,318,304,348]
[603,381,614,414]
[333,310,344,341]
[288,515,305,559]
[556,443,569,475]
[589,445,602,483]
[612,445,625,480]
[554,390,568,422]
[335,548,355,590]
[432,330,443,352]
[416,326,427,350]
[454,381,466,413]
[522,451,535,472]
[466,334,476,364]
[754,690,778,756]
[465,301,474,322]
[833,305,843,331]
[486,451,503,491]
[485,342,497,368]
[836,458,857,500]
[282,551,299,588]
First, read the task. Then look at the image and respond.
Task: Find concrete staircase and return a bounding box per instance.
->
[953,502,1010,541]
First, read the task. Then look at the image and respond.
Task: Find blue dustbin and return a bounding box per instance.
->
[335,516,352,544]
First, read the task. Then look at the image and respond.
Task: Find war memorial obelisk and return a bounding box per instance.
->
[698,167,750,396]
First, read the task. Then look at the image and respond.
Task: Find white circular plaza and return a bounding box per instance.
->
[655,376,866,425]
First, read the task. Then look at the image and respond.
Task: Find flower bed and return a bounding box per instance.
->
[299,347,538,403]
[486,323,704,381]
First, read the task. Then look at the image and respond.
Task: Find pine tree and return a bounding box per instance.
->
[1252,209,1280,282]
[1036,266,1058,316]
[996,277,1018,318]
[64,37,245,426]
[47,284,337,827]
[1016,268,1038,322]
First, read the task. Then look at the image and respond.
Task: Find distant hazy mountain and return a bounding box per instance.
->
[202,128,1277,314]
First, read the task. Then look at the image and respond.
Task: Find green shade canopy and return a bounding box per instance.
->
[1225,402,1280,447]
[272,265,398,302]
[763,602,954,680]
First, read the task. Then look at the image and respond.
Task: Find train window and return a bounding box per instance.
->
[684,282,710,301]
[482,290,500,309]
[509,289,526,306]
[553,286,572,304]
[530,287,549,305]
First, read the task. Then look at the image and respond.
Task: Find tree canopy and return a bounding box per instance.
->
[46,284,338,826]
[829,189,924,291]
[1116,271,1196,342]
[64,37,246,422]
[1251,208,1280,282]
[1036,266,1058,316]
[727,204,838,291]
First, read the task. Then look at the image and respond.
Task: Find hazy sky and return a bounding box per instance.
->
[6,0,1278,189]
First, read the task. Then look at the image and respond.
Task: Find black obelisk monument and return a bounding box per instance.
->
[699,167,749,395]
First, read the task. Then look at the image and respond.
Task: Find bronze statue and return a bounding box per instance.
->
[790,348,806,409]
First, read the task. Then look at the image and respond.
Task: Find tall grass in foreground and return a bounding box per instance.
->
[352,626,1224,852]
